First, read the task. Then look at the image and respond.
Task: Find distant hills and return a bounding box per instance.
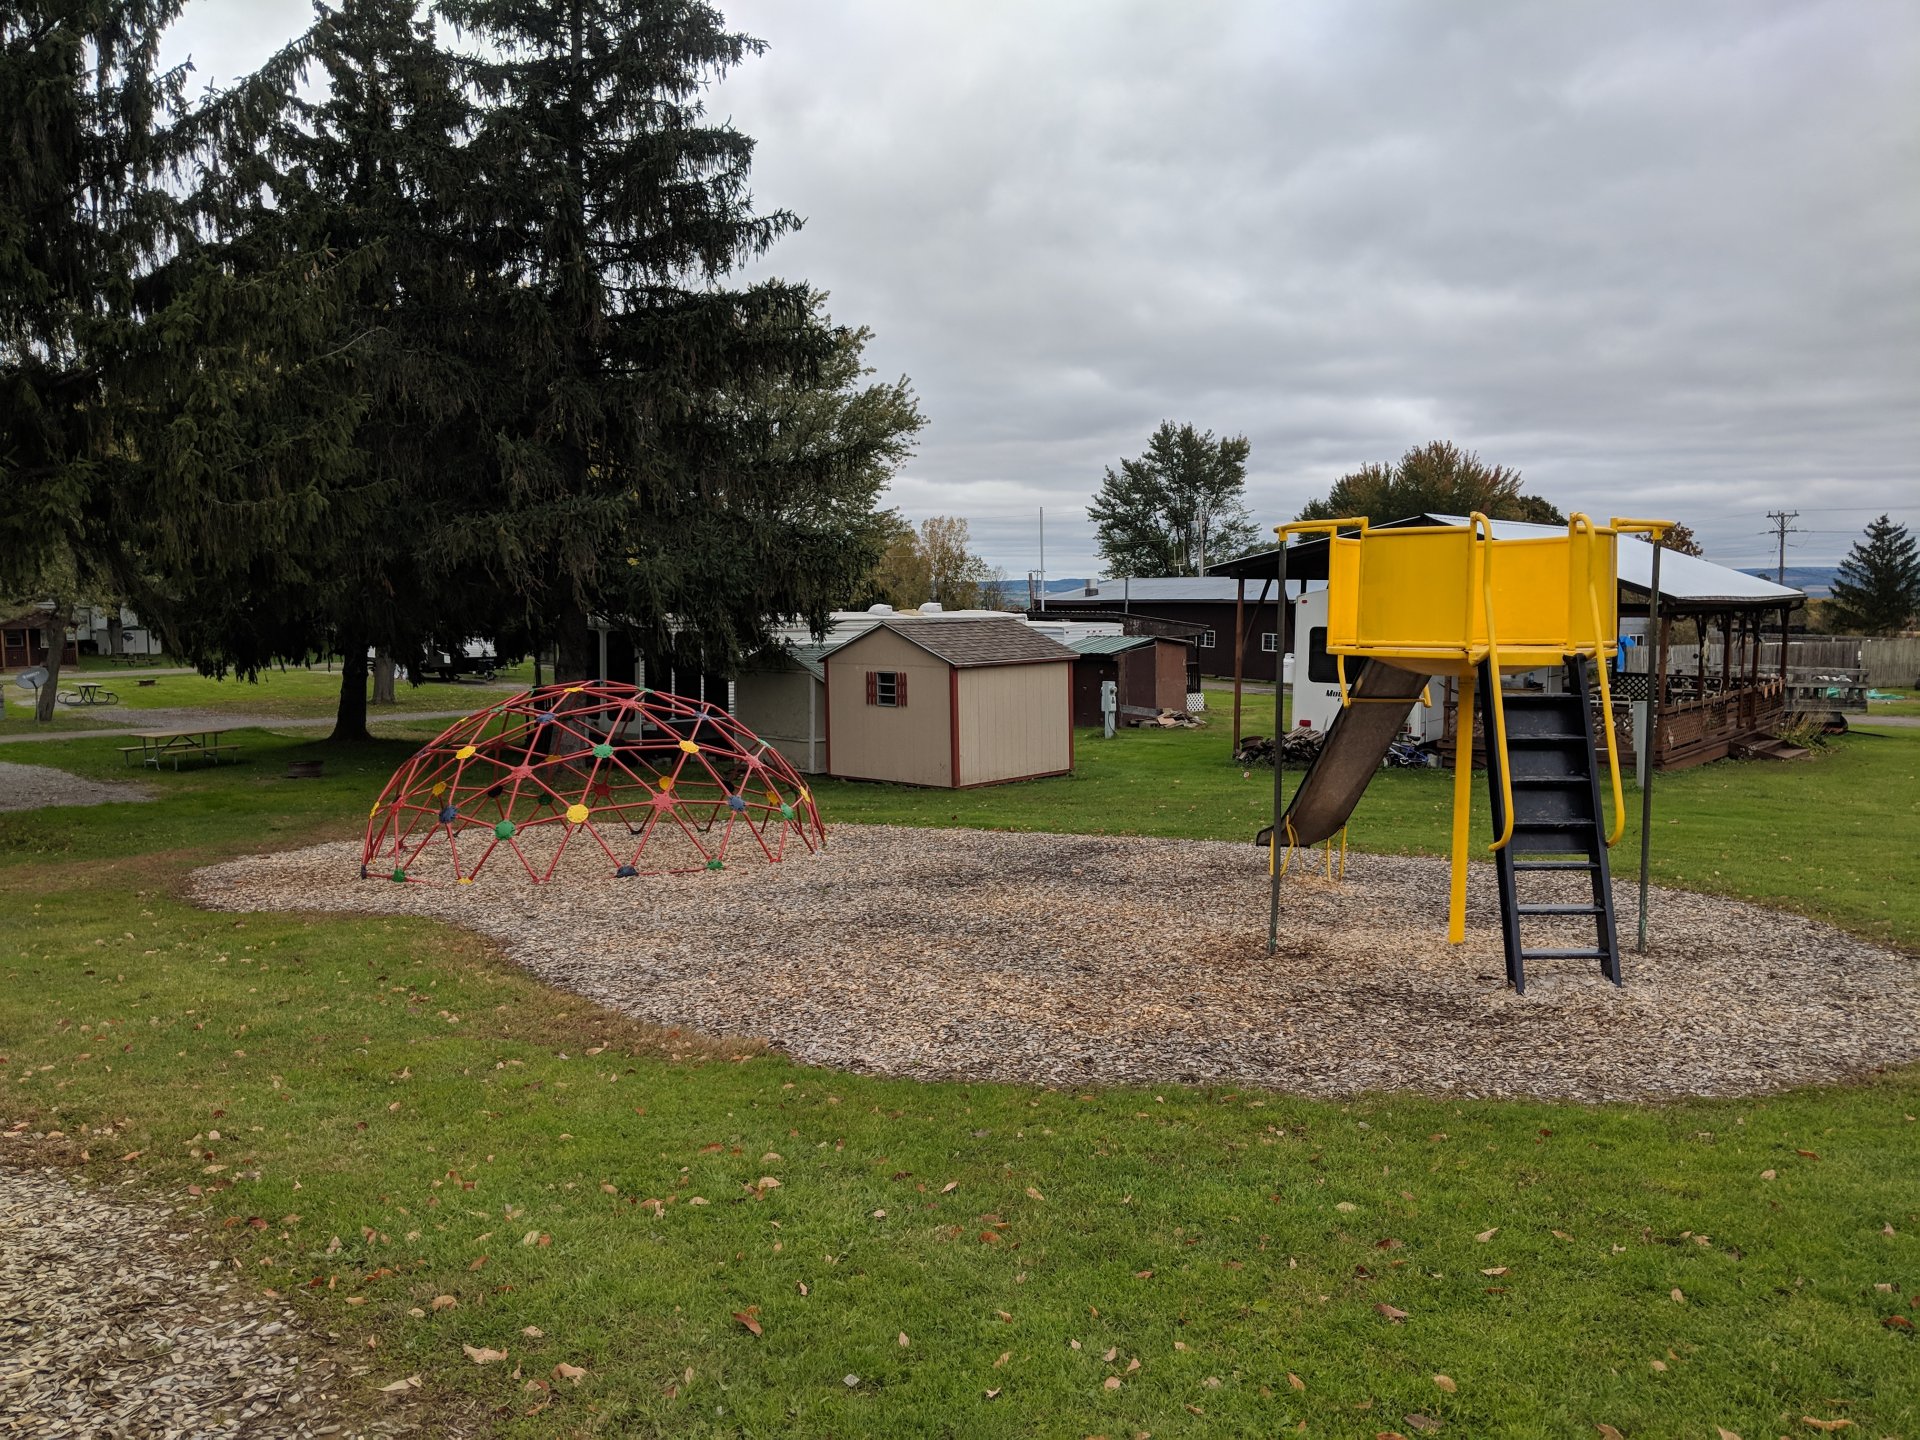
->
[1737,565,1840,597]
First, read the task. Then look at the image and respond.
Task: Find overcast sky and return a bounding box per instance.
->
[162,0,1918,579]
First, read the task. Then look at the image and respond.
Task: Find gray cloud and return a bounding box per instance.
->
[163,0,1920,576]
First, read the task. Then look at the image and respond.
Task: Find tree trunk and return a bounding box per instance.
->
[371,648,398,705]
[106,613,124,657]
[332,635,371,742]
[554,607,597,683]
[34,611,70,724]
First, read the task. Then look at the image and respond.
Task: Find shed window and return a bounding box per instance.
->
[865,670,907,707]
[1200,629,1217,649]
[1260,632,1277,653]
[1306,626,1369,686]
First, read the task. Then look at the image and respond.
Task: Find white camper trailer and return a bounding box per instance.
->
[1287,588,1437,742]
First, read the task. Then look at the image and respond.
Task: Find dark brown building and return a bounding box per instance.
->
[1,611,80,672]
[1067,635,1193,724]
[1033,578,1289,682]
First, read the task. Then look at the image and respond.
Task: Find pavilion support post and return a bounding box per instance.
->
[1232,578,1245,756]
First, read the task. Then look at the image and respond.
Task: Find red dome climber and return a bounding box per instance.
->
[361,681,822,885]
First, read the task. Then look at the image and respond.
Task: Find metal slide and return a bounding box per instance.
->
[1278,661,1432,845]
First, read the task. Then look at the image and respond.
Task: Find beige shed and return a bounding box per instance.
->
[824,617,1075,788]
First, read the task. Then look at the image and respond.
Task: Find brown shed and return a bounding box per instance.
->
[1068,635,1193,726]
[824,617,1075,788]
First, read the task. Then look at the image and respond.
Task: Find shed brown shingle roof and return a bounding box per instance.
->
[852,617,1077,668]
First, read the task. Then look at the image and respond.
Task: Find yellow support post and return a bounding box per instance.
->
[1449,669,1476,943]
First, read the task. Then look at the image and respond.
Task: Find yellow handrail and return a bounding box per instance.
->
[1469,513,1516,852]
[1569,514,1627,846]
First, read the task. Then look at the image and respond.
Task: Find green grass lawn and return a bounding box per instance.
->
[0,665,511,736]
[3,725,1917,1437]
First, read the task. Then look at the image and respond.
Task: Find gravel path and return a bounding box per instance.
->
[0,1162,412,1439]
[193,825,1920,1103]
[0,760,152,812]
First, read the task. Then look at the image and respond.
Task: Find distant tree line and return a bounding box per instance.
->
[0,0,923,736]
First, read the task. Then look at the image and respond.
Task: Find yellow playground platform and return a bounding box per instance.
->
[1269,513,1674,991]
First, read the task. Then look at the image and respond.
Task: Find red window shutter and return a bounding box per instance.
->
[866,671,877,705]
[897,672,907,706]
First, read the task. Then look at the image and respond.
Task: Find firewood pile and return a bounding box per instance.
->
[1234,729,1324,766]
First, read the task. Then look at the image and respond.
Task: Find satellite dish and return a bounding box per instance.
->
[15,667,48,690]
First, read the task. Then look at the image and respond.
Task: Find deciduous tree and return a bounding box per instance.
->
[1089,422,1258,576]
[1297,441,1564,526]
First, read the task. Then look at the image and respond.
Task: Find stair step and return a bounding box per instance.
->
[1510,775,1590,787]
[1511,818,1592,830]
[1517,904,1606,917]
[1519,948,1613,961]
[1512,860,1599,871]
[1505,733,1589,746]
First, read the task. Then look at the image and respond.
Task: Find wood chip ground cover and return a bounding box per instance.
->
[0,1162,414,1439]
[193,825,1920,1102]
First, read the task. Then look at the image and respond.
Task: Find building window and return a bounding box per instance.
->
[1260,632,1277,653]
[1200,629,1217,649]
[865,670,907,707]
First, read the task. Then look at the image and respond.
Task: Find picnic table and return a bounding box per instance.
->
[119,728,243,770]
[56,680,119,707]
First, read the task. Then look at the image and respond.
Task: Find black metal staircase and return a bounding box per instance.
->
[1478,656,1620,993]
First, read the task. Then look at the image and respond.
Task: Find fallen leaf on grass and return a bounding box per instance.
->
[1134,1269,1154,1279]
[1374,1303,1409,1323]
[1800,1420,1853,1432]
[1433,1374,1456,1393]
[1796,1149,1820,1160]
[1025,1186,1045,1202]
[941,1180,958,1193]
[379,1375,422,1394]
[1103,1376,1122,1390]
[1670,1288,1685,1303]
[1288,1372,1305,1391]
[1475,1228,1498,1243]
[1760,1169,1777,1181]
[1480,1267,1508,1277]
[897,1331,910,1348]
[1716,1428,1742,1440]
[1650,1359,1667,1372]
[732,1309,763,1337]
[1882,1315,1914,1330]
[462,1345,508,1365]
[521,1326,542,1338]
[1405,1415,1442,1433]
[984,1387,1001,1400]
[1103,1346,1118,1362]
[553,1363,587,1385]
[994,1351,1010,1367]
[1550,1230,1572,1240]
[1594,1426,1624,1440]
[430,1295,457,1311]
[1335,1201,1358,1213]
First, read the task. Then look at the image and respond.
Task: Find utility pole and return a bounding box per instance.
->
[1765,510,1799,585]
[1037,507,1046,611]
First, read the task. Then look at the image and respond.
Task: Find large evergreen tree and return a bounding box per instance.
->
[163,0,500,740]
[1297,441,1564,526]
[1088,422,1259,577]
[435,0,906,681]
[1827,514,1920,635]
[0,0,188,719]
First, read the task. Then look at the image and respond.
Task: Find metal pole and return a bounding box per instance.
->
[1636,536,1663,951]
[1268,536,1288,954]
[1037,508,1046,612]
